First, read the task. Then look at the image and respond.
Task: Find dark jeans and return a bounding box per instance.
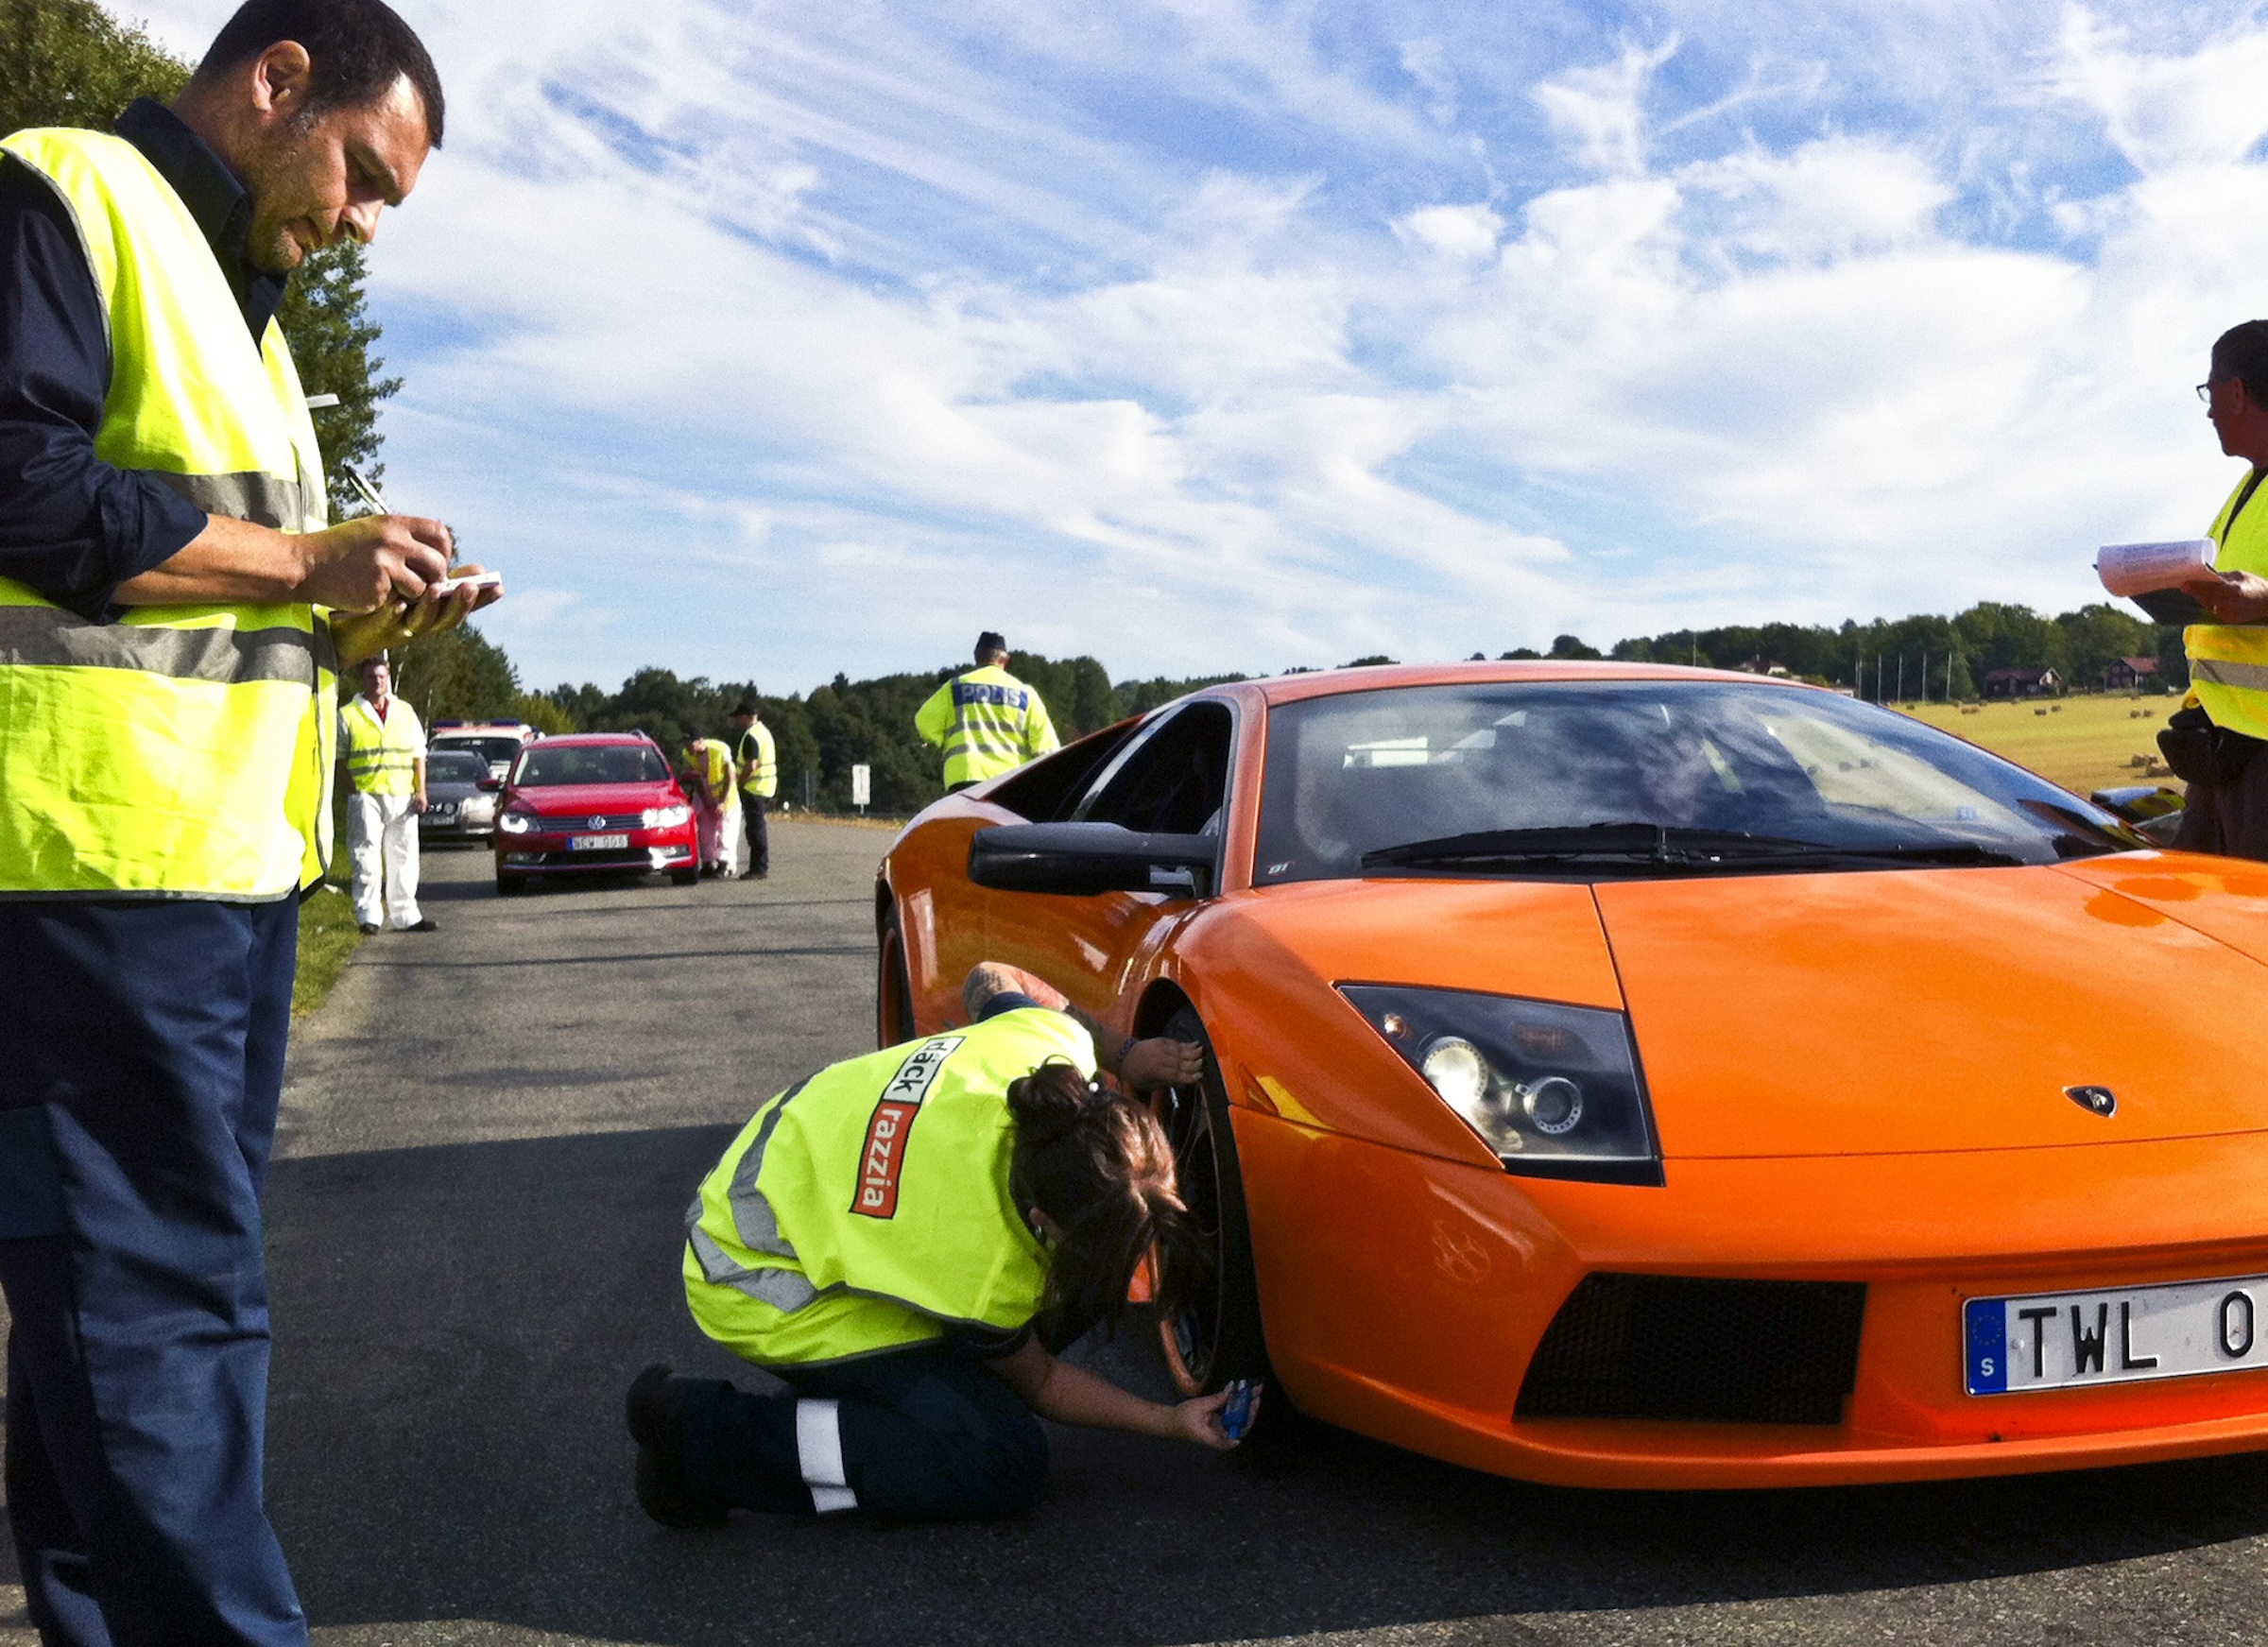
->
[676,1339,1048,1521]
[0,897,306,1647]
[738,792,769,876]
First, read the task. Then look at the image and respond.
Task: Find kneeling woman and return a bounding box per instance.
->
[627,973,1248,1523]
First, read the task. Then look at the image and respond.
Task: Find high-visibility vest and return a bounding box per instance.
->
[682,1008,1094,1367]
[2188,468,2268,741]
[0,127,334,901]
[736,720,778,798]
[914,664,1060,786]
[688,737,736,808]
[340,695,424,796]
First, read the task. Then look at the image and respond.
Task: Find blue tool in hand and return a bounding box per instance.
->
[1221,1378,1261,1442]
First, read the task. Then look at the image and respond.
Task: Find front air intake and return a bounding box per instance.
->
[1515,1273,1866,1426]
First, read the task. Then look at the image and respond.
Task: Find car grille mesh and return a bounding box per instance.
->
[1515,1273,1866,1426]
[536,812,646,832]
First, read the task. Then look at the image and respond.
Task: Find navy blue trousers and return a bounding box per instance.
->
[0,898,306,1647]
[678,1340,1049,1520]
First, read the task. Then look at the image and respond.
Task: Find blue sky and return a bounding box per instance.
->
[135,0,2268,695]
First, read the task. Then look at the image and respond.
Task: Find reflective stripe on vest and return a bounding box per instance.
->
[682,1010,1091,1368]
[0,128,334,900]
[2186,468,2268,742]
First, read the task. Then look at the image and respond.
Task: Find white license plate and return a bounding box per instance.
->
[1965,1273,2268,1395]
[569,833,628,851]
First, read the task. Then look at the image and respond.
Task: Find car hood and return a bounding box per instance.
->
[507,783,678,815]
[1592,860,2268,1158]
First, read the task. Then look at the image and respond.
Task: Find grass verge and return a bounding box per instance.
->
[294,884,365,1017]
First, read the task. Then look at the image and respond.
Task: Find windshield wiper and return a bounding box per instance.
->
[1360,823,2024,873]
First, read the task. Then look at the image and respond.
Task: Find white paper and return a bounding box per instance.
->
[2096,539,2216,598]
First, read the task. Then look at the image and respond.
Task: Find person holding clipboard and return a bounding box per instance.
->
[2163,322,2268,858]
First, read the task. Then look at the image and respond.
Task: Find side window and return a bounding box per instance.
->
[1074,702,1234,835]
[985,718,1143,822]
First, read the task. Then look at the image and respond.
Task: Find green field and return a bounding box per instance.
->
[1898,694,2181,798]
[294,883,365,1017]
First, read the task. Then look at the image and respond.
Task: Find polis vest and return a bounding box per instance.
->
[683,1008,1094,1367]
[341,695,422,797]
[915,664,1059,786]
[0,127,334,900]
[2187,468,2268,742]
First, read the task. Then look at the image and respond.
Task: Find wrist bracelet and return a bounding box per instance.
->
[1114,1035,1137,1075]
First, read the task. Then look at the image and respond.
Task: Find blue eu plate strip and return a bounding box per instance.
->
[1965,1297,2009,1395]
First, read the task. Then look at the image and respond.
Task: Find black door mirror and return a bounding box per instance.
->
[970,823,1217,899]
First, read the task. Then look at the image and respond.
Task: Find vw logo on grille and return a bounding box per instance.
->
[2065,1085,2118,1118]
[590,815,607,830]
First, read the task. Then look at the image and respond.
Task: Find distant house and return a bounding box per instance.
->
[1983,666,2061,698]
[2105,656,2161,692]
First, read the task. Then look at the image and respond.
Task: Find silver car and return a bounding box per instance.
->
[419,748,502,843]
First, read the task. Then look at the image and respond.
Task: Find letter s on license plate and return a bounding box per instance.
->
[1966,1272,2268,1395]
[569,833,629,851]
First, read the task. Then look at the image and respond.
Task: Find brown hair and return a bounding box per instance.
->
[1007,1061,1200,1342]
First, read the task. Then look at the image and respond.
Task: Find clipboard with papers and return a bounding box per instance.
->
[2095,540,2268,626]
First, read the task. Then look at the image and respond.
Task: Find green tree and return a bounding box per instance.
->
[286,243,400,519]
[0,0,188,133]
[4,0,402,523]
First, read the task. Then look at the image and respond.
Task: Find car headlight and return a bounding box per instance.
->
[498,807,537,835]
[1341,985,1662,1185]
[643,803,691,829]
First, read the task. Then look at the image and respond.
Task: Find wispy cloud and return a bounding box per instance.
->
[124,0,2268,688]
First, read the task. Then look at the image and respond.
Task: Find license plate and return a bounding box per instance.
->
[1965,1273,2268,1395]
[569,833,628,851]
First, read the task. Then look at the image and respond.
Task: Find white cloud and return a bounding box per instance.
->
[106,1,2268,688]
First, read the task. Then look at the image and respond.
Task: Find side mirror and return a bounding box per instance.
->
[477,777,502,793]
[970,823,1217,899]
[2088,783,2183,825]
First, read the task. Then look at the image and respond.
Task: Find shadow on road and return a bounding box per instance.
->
[262,1122,2268,1647]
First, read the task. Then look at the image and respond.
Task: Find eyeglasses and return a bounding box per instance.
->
[2200,381,2218,403]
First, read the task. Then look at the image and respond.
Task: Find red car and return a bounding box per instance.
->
[492,732,697,895]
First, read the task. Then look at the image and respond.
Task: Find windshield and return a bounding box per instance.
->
[513,745,672,787]
[425,752,488,784]
[436,736,524,766]
[1254,681,2140,884]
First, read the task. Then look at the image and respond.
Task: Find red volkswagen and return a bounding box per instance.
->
[492,732,697,895]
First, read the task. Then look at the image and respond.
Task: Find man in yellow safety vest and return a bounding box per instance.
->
[0,5,494,1638]
[732,699,777,879]
[683,730,741,878]
[2174,320,2268,859]
[915,629,1060,791]
[338,652,434,933]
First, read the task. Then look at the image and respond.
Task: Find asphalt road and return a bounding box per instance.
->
[9,820,2268,1644]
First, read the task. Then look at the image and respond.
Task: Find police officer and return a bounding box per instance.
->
[2175,320,2268,858]
[338,652,435,933]
[915,629,1061,791]
[626,964,1249,1523]
[731,699,777,879]
[0,5,488,1640]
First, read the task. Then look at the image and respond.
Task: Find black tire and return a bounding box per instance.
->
[669,867,698,887]
[1155,1005,1270,1398]
[876,904,916,1047]
[495,872,525,897]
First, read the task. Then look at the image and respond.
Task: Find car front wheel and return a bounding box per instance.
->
[1154,1005,1270,1398]
[877,904,916,1047]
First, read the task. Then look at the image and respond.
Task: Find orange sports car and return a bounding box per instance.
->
[873,661,2268,1488]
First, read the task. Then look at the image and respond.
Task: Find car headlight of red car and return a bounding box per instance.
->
[1340,986,1663,1186]
[498,805,539,835]
[642,803,692,829]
